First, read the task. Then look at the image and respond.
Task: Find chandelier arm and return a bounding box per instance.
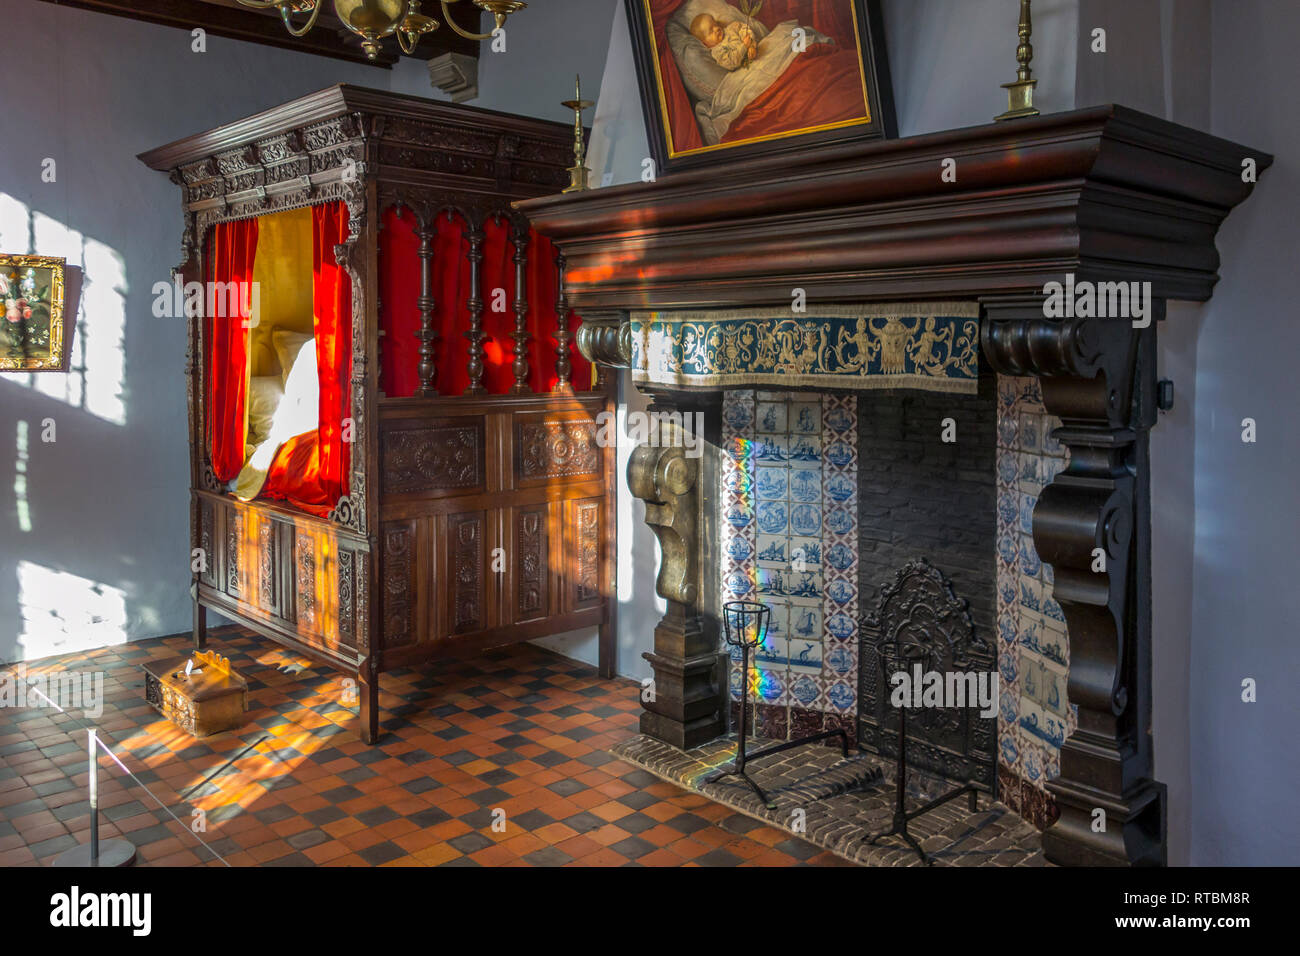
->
[397,29,420,54]
[278,1,324,38]
[233,0,284,8]
[441,0,498,40]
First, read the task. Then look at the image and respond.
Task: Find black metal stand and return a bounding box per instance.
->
[706,602,848,810]
[53,729,137,868]
[866,642,980,865]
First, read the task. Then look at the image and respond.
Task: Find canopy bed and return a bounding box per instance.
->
[141,85,614,744]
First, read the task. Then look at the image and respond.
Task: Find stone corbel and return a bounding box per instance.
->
[576,310,631,369]
[982,295,1164,867]
[627,439,698,606]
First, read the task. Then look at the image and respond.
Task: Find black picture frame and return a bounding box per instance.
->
[624,0,897,174]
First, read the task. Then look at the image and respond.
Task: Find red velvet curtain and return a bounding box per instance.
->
[378,216,589,396]
[261,201,352,516]
[207,217,258,482]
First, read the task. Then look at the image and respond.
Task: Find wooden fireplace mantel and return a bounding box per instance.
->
[517,105,1269,868]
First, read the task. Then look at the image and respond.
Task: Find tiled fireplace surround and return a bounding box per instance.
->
[717,372,1072,831]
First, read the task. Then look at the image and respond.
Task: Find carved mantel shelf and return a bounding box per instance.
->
[517,105,1269,867]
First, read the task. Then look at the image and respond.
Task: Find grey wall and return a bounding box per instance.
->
[1192,0,1300,866]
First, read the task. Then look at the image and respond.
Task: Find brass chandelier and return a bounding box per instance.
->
[235,1,526,60]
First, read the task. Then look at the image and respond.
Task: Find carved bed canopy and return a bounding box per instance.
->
[518,104,1271,867]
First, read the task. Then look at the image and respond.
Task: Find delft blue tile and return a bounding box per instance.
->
[755,635,789,669]
[997,531,1018,566]
[826,579,854,606]
[755,467,788,500]
[755,535,788,567]
[826,612,856,641]
[756,668,786,704]
[1019,535,1042,578]
[1042,591,1065,625]
[725,536,753,562]
[755,566,790,597]
[1018,578,1041,614]
[999,682,1019,725]
[998,647,1019,684]
[824,542,854,572]
[997,486,1018,529]
[824,405,853,433]
[752,435,787,463]
[824,473,855,504]
[789,467,821,502]
[788,537,821,569]
[825,643,854,676]
[1018,699,1066,748]
[722,400,754,432]
[788,637,823,674]
[756,402,787,434]
[788,605,823,642]
[823,440,854,468]
[729,665,744,700]
[789,401,821,434]
[1019,413,1040,452]
[787,434,821,462]
[827,681,856,712]
[789,502,821,536]
[997,415,1019,450]
[997,451,1018,485]
[724,569,754,599]
[787,572,823,603]
[755,500,788,535]
[1019,493,1036,535]
[725,500,753,531]
[1022,744,1044,786]
[790,673,821,706]
[825,506,853,536]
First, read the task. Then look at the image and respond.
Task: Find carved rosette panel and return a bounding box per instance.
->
[295,533,317,632]
[226,510,243,598]
[574,501,601,606]
[382,523,415,648]
[519,421,600,481]
[516,509,547,619]
[337,548,356,646]
[450,514,485,634]
[382,424,482,494]
[257,520,277,613]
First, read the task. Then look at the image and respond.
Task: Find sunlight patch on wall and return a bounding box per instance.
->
[0,195,127,426]
[13,420,30,532]
[16,560,127,662]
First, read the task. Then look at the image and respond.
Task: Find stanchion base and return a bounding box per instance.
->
[53,839,137,868]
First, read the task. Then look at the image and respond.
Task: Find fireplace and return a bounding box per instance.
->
[519,105,1270,866]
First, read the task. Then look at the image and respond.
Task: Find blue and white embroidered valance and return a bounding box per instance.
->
[630,303,981,393]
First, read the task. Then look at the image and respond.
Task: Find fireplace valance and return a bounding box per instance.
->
[631,303,980,393]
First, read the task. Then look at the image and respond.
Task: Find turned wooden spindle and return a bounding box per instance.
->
[463,217,486,395]
[413,207,438,396]
[510,219,532,393]
[553,248,573,393]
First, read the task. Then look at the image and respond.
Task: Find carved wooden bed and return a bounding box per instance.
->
[140,86,614,743]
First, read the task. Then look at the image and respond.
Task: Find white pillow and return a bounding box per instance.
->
[271,330,313,387]
[274,330,319,440]
[246,376,285,447]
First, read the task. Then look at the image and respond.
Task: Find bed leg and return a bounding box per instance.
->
[359,668,380,745]
[192,593,207,650]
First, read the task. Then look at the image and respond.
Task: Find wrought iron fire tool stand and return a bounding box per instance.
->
[866,641,980,865]
[706,601,848,810]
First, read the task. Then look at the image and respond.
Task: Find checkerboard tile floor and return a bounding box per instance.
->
[0,630,848,867]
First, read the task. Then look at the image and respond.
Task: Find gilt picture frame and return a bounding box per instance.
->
[1,253,67,372]
[625,0,896,174]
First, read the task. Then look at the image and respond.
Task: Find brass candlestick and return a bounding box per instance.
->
[561,74,594,193]
[995,0,1040,121]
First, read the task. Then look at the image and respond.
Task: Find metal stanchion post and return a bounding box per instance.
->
[53,728,137,868]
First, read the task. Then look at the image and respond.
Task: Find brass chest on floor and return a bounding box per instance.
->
[143,650,247,737]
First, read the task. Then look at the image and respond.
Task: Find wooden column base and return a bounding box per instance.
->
[638,605,725,750]
[1045,778,1167,867]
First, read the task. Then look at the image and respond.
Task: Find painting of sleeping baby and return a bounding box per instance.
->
[635,0,889,158]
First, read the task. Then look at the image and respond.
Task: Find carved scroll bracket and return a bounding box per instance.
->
[982,295,1163,867]
[627,436,698,607]
[576,310,631,369]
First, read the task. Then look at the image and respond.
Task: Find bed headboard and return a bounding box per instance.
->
[248,205,315,378]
